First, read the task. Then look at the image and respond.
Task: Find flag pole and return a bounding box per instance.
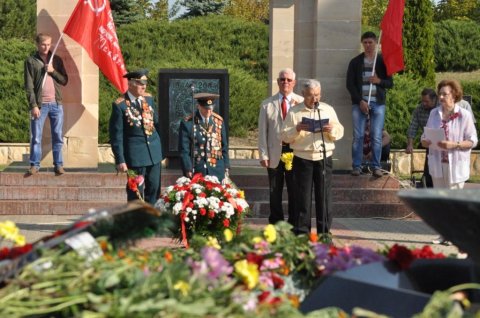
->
[367,30,382,107]
[41,33,64,89]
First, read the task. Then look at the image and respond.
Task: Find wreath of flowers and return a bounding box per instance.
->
[124,98,155,135]
[155,173,249,247]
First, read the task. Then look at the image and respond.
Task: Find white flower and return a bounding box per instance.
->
[221,202,235,218]
[235,198,250,210]
[176,177,191,186]
[164,185,174,194]
[194,197,209,208]
[204,175,220,183]
[207,196,221,210]
[154,198,166,211]
[172,202,183,215]
[175,190,186,201]
[226,188,239,197]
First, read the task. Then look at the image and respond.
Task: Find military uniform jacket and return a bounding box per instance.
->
[109,93,163,167]
[179,110,230,181]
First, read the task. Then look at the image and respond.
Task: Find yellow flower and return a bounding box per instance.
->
[13,234,25,247]
[263,224,277,243]
[206,236,221,249]
[223,228,234,242]
[234,260,259,289]
[0,221,20,242]
[252,236,263,244]
[280,152,294,171]
[173,280,190,296]
[238,190,245,199]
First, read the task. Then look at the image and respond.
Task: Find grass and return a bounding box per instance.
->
[435,70,480,83]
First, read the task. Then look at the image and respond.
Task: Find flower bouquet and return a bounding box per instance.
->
[155,173,249,247]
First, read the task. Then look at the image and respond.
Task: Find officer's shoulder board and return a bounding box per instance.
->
[114,96,125,105]
[212,112,224,122]
[183,114,193,121]
[144,93,152,97]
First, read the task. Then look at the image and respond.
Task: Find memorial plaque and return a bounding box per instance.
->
[157,69,229,157]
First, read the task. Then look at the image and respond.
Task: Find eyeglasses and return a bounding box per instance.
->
[279,78,294,82]
[438,92,451,97]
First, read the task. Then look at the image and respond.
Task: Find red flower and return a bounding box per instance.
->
[258,291,270,303]
[412,245,445,259]
[198,192,206,198]
[127,178,138,192]
[199,208,206,216]
[246,252,264,267]
[223,219,230,227]
[208,210,215,219]
[387,244,415,270]
[271,272,285,289]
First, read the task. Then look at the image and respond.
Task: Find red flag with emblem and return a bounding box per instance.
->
[380,0,405,76]
[63,0,128,92]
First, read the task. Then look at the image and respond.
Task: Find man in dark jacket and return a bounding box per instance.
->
[346,31,393,178]
[24,33,68,176]
[109,69,163,205]
[179,93,229,182]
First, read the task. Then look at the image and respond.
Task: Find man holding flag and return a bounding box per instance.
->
[346,31,393,178]
[24,33,68,176]
[347,0,405,177]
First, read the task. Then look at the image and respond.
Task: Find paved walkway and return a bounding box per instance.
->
[0,214,461,256]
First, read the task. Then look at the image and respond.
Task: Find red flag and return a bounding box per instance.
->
[63,0,128,92]
[380,0,405,76]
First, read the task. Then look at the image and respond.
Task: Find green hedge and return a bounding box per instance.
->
[1,16,478,149]
[434,20,480,72]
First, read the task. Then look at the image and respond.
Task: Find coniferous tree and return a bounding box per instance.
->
[403,0,436,87]
[0,0,35,40]
[110,0,144,25]
[178,0,227,19]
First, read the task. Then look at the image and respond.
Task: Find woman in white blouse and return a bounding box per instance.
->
[421,79,477,189]
[421,79,478,246]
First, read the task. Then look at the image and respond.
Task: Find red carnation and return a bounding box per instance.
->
[223,219,230,227]
[271,272,285,289]
[208,210,215,219]
[199,208,206,216]
[127,178,138,192]
[387,244,415,270]
[246,252,264,267]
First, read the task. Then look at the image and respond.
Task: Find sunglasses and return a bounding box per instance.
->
[279,78,294,82]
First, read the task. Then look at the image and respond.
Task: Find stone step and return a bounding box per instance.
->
[0,172,401,189]
[249,201,413,219]
[243,187,401,203]
[0,186,125,201]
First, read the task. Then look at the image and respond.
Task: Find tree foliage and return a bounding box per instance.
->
[224,0,269,24]
[434,19,480,71]
[0,0,35,40]
[362,0,388,27]
[403,0,436,87]
[434,0,480,22]
[178,0,227,19]
[110,0,144,25]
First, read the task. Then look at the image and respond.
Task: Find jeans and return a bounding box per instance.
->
[30,102,64,168]
[352,102,385,170]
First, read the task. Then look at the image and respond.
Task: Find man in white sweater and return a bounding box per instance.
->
[281,79,344,239]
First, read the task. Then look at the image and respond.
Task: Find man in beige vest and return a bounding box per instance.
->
[258,68,304,225]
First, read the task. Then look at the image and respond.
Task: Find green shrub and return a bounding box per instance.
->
[385,73,425,149]
[434,20,480,72]
[0,38,35,142]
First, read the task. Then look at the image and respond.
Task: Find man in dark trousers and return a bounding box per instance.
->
[258,68,304,225]
[109,69,163,205]
[179,92,230,182]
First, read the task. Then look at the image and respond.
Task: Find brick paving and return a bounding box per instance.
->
[0,214,461,256]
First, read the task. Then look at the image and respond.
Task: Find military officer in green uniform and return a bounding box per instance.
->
[179,93,230,182]
[109,69,163,205]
